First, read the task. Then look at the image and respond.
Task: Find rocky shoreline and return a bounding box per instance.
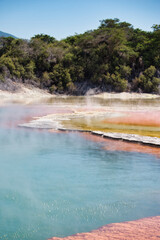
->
[56,128,160,147]
[91,131,160,147]
[0,81,160,105]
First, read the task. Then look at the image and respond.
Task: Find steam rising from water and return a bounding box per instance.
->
[0,103,160,240]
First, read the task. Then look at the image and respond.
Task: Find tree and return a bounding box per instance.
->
[99,18,120,28]
[133,66,159,93]
[0,19,159,94]
[31,34,56,44]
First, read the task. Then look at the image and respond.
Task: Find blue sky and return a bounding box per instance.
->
[1,0,160,39]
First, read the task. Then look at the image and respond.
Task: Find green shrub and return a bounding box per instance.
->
[133,66,160,93]
[50,84,57,93]
[0,56,15,73]
[24,61,35,79]
[0,73,5,82]
[105,72,127,92]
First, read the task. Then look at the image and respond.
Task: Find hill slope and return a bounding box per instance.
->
[0,19,159,95]
[0,31,17,38]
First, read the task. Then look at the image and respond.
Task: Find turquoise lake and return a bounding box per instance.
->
[0,105,160,240]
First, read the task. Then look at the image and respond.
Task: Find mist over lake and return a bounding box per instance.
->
[0,104,160,240]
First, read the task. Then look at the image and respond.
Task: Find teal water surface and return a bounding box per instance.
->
[0,106,160,240]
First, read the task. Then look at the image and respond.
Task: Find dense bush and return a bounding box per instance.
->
[0,19,159,94]
[132,66,160,93]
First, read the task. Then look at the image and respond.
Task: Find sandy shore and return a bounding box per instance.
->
[0,85,160,105]
[48,216,160,240]
[93,92,160,99]
[0,84,52,104]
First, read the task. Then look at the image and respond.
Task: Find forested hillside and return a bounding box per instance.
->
[0,19,160,94]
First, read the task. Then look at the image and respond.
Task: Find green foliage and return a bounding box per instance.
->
[63,52,74,66]
[105,72,128,92]
[24,61,35,79]
[99,18,120,28]
[0,55,15,73]
[152,24,160,31]
[31,34,56,44]
[120,65,132,78]
[12,58,25,78]
[42,71,50,81]
[0,19,159,94]
[133,66,159,93]
[50,84,57,93]
[0,73,5,82]
[66,81,76,93]
[49,64,72,92]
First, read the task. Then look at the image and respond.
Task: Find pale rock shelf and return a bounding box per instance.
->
[56,128,160,147]
[91,131,160,147]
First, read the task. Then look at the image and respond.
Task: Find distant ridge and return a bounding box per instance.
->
[0,31,17,38]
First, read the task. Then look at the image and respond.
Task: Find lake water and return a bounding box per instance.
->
[0,105,160,240]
